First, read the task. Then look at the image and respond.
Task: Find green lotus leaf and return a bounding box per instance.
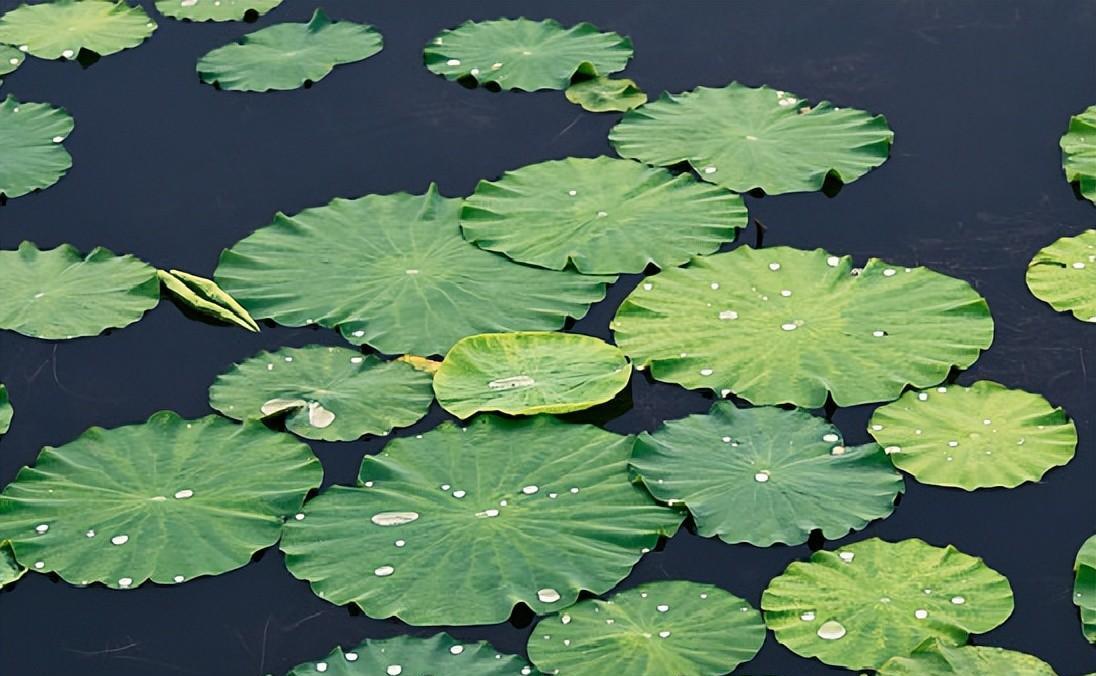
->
[565,76,646,112]
[527,580,765,675]
[424,18,632,92]
[197,9,382,92]
[1060,105,1096,203]
[868,380,1077,490]
[877,638,1057,676]
[612,245,993,408]
[0,45,24,75]
[432,331,631,419]
[280,415,683,625]
[0,95,74,199]
[1075,535,1096,643]
[0,411,321,589]
[215,184,611,356]
[210,345,434,442]
[460,156,747,274]
[610,81,894,195]
[1025,229,1096,323]
[286,633,537,676]
[0,0,156,60]
[0,540,25,587]
[157,269,259,332]
[0,241,159,340]
[762,538,1014,670]
[631,402,903,546]
[155,0,282,22]
[0,383,11,435]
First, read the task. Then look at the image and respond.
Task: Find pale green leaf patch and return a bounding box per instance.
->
[565,76,646,112]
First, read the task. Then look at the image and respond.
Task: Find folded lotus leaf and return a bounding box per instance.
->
[156,0,282,22]
[0,0,156,60]
[565,76,646,112]
[1026,229,1096,323]
[1075,535,1096,643]
[0,95,74,199]
[878,638,1057,675]
[1060,105,1096,203]
[157,268,259,332]
[286,633,536,676]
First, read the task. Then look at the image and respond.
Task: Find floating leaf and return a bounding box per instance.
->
[432,331,631,419]
[216,184,611,356]
[210,345,434,442]
[0,0,156,60]
[878,638,1057,675]
[0,411,321,589]
[0,540,25,588]
[527,580,764,675]
[157,269,258,332]
[565,76,646,112]
[286,634,536,676]
[280,415,682,625]
[0,383,10,435]
[1026,229,1096,323]
[762,538,1014,670]
[0,45,24,75]
[155,0,282,22]
[612,245,993,408]
[1060,105,1096,203]
[197,9,382,92]
[610,82,893,195]
[868,381,1076,490]
[0,241,159,340]
[631,403,903,546]
[460,156,747,274]
[1076,535,1096,643]
[424,18,632,92]
[0,95,74,199]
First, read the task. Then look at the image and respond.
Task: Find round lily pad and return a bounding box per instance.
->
[0,541,25,588]
[612,245,993,408]
[527,580,765,675]
[460,156,748,274]
[868,381,1077,490]
[210,345,434,442]
[0,241,159,340]
[432,331,632,419]
[610,82,894,195]
[0,45,24,75]
[0,95,74,199]
[197,9,382,92]
[762,538,1014,670]
[280,415,683,625]
[0,383,11,435]
[0,411,322,589]
[1075,535,1096,643]
[215,184,610,356]
[155,0,282,22]
[286,634,535,676]
[1026,229,1096,323]
[424,18,632,91]
[631,402,903,546]
[878,638,1057,675]
[565,76,646,112]
[1060,105,1096,204]
[0,0,156,60]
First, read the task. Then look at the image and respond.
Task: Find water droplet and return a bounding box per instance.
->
[596,210,608,217]
[642,282,653,291]
[173,575,184,583]
[754,471,770,483]
[446,59,461,66]
[174,489,193,499]
[537,588,561,603]
[315,663,328,672]
[452,490,466,498]
[883,268,897,277]
[491,62,503,69]
[395,539,405,547]
[822,433,839,443]
[884,446,901,454]
[111,535,129,546]
[118,577,133,588]
[658,630,671,638]
[914,609,928,619]
[345,653,358,661]
[350,356,363,364]
[374,565,395,577]
[386,666,402,676]
[85,530,95,538]
[449,645,464,655]
[769,262,781,271]
[983,418,992,425]
[51,135,64,143]
[569,487,579,494]
[371,512,419,526]
[872,330,886,337]
[781,289,792,297]
[352,330,365,337]
[34,561,44,569]
[656,604,669,612]
[62,49,75,58]
[800,611,816,621]
[35,524,48,534]
[703,166,717,174]
[838,551,855,562]
[918,392,929,401]
[709,282,720,290]
[476,508,500,518]
[718,310,738,320]
[951,596,965,604]
[947,440,959,447]
[816,620,846,640]
[826,256,840,267]
[488,375,535,390]
[871,424,883,431]
[781,323,797,331]
[568,189,577,196]
[1073,262,1087,269]
[294,513,305,521]
[831,446,846,455]
[699,368,713,376]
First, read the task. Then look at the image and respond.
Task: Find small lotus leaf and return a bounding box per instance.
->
[432,331,631,418]
[1060,105,1096,203]
[762,538,1014,670]
[460,156,747,274]
[1026,229,1096,323]
[0,383,11,435]
[0,45,24,75]
[565,76,646,112]
[286,634,536,676]
[0,95,74,199]
[527,580,765,675]
[1075,535,1096,643]
[878,638,1057,675]
[424,18,632,91]
[0,540,24,588]
[610,82,893,195]
[155,0,282,22]
[869,381,1077,490]
[0,0,156,60]
[280,415,683,625]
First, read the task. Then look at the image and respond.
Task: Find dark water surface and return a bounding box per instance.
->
[1,0,1094,674]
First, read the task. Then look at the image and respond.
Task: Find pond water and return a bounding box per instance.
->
[0,0,1093,674]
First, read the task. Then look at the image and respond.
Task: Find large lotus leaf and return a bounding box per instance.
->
[210,345,434,442]
[1026,229,1096,323]
[286,634,537,676]
[868,381,1077,490]
[631,403,903,546]
[423,18,632,92]
[1076,535,1096,643]
[762,538,1014,670]
[1060,105,1096,203]
[280,415,683,625]
[0,96,74,199]
[527,580,765,675]
[0,0,156,60]
[155,0,282,22]
[610,82,894,195]
[432,331,631,419]
[878,639,1057,676]
[0,540,25,587]
[460,156,747,274]
[197,9,382,92]
[215,184,611,356]
[612,246,993,408]
[0,383,11,435]
[0,45,24,75]
[0,241,159,340]
[565,76,646,113]
[0,411,321,589]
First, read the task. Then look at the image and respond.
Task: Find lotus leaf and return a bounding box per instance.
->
[157,268,259,332]
[155,0,282,22]
[527,580,765,675]
[0,95,74,199]
[1026,229,1096,322]
[610,82,893,195]
[280,415,683,625]
[1060,105,1096,203]
[424,18,632,91]
[0,45,24,75]
[460,156,747,274]
[1076,535,1096,643]
[0,383,11,435]
[286,634,536,676]
[565,76,646,112]
[878,638,1057,675]
[612,245,993,407]
[762,538,1014,670]
[0,0,156,60]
